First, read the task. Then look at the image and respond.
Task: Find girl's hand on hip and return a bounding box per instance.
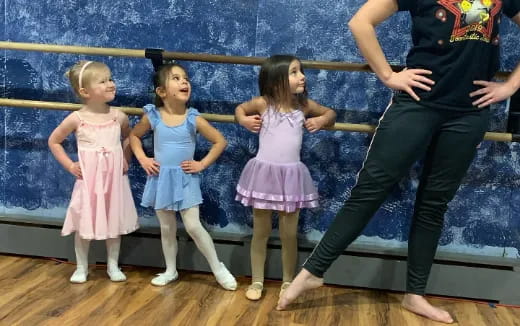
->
[123,160,129,175]
[383,69,435,101]
[68,162,82,179]
[471,80,516,108]
[138,156,160,176]
[181,160,204,173]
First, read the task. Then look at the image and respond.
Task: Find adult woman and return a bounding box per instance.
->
[278,0,520,323]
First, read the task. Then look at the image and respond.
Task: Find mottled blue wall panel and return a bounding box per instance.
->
[1,0,520,258]
[0,0,5,216]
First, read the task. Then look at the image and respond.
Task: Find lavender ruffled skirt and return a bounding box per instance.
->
[235,158,319,212]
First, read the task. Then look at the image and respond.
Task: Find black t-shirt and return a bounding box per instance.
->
[397,0,520,110]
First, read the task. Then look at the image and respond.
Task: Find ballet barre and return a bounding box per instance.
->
[0,98,514,142]
[0,41,511,78]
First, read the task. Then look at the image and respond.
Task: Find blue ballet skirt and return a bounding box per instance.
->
[140,104,203,211]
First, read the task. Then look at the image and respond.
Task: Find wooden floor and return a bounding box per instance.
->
[0,255,518,326]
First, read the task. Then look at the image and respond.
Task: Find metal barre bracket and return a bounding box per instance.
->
[145,48,165,72]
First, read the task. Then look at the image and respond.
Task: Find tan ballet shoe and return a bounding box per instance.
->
[245,282,264,300]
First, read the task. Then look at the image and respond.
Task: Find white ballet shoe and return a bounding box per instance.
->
[214,262,237,291]
[70,268,88,283]
[151,271,179,286]
[107,267,127,282]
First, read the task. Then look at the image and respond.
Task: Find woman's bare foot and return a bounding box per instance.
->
[402,293,454,324]
[276,268,323,310]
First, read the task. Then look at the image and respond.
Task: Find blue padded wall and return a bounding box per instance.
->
[1,0,520,258]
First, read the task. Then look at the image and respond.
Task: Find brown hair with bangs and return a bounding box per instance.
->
[152,62,188,107]
[259,55,308,110]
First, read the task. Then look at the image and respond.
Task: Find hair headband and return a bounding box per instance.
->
[78,61,93,89]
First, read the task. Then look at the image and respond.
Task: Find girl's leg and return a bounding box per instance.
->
[278,209,300,297]
[71,232,90,283]
[180,205,236,290]
[106,237,126,282]
[246,208,272,300]
[279,209,299,283]
[250,209,273,284]
[152,209,179,286]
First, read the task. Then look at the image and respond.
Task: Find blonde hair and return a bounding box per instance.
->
[64,60,110,97]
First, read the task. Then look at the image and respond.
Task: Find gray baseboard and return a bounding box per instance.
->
[1,220,519,305]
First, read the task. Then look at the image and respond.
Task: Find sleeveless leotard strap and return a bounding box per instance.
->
[74,111,83,121]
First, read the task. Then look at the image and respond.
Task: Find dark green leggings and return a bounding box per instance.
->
[304,96,490,295]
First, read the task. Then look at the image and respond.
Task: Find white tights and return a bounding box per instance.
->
[156,205,221,274]
[73,233,122,273]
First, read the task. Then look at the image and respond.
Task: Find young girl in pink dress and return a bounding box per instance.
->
[48,60,139,283]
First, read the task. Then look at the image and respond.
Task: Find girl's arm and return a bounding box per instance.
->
[117,111,132,173]
[348,0,434,101]
[235,96,267,133]
[180,116,227,173]
[471,12,520,108]
[129,115,160,176]
[48,113,81,178]
[303,100,337,133]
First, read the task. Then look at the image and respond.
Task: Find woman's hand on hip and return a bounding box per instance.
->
[471,80,517,108]
[383,68,434,101]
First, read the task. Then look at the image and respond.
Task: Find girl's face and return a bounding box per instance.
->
[83,68,116,103]
[160,66,191,104]
[288,60,305,95]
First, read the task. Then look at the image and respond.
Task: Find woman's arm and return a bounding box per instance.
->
[471,12,520,108]
[348,0,434,101]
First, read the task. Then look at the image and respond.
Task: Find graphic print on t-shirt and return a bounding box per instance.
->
[437,0,502,43]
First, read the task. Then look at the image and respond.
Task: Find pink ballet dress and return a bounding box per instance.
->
[236,107,319,212]
[62,109,139,240]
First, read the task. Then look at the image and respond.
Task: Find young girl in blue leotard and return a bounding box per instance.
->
[130,63,236,290]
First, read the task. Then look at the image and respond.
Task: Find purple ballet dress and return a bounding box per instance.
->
[236,107,319,212]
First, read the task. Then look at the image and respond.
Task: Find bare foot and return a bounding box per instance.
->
[402,293,454,324]
[276,268,323,310]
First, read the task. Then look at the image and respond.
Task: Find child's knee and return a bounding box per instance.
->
[160,223,176,236]
[185,223,205,240]
[279,229,297,243]
[253,227,271,241]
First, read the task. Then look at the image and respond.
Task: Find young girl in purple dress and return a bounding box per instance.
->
[235,55,336,300]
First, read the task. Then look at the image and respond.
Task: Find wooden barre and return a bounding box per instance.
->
[0,98,512,142]
[0,41,510,78]
[0,41,369,72]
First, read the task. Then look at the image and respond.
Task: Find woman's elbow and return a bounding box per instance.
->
[348,16,363,34]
